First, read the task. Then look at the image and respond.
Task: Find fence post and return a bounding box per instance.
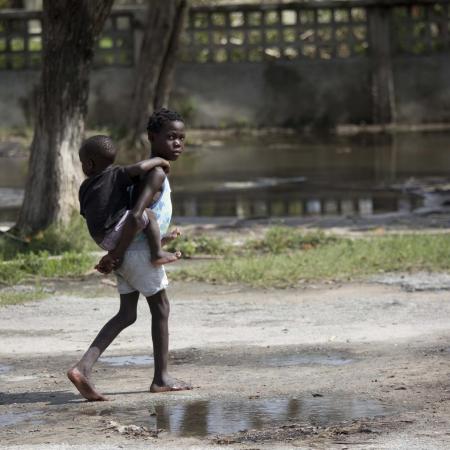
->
[368,4,396,124]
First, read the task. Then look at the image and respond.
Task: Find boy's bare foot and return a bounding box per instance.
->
[67,367,108,401]
[150,376,192,393]
[151,250,182,266]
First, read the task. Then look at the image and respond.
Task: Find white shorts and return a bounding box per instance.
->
[114,239,168,297]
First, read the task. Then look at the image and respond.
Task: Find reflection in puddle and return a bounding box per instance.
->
[0,411,43,427]
[155,398,390,436]
[108,397,391,437]
[263,353,353,367]
[99,355,153,367]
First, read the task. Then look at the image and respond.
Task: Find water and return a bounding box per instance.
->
[102,396,392,437]
[0,410,43,427]
[2,131,450,222]
[97,352,351,368]
[263,353,352,367]
[0,364,12,374]
[99,355,153,366]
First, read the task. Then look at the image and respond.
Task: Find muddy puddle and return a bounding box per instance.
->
[262,353,352,367]
[0,364,13,374]
[98,352,352,369]
[0,410,43,427]
[92,396,392,437]
[99,355,153,367]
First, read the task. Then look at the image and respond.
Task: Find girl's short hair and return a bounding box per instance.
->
[147,108,184,134]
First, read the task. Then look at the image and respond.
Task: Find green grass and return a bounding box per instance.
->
[1,224,449,289]
[0,251,96,285]
[0,216,97,286]
[0,215,98,287]
[172,233,450,287]
[0,288,48,307]
[244,227,337,253]
[0,215,97,260]
[165,235,231,257]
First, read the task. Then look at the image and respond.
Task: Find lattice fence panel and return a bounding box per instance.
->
[180,4,369,63]
[1,2,450,70]
[0,14,41,69]
[392,3,450,54]
[0,11,133,70]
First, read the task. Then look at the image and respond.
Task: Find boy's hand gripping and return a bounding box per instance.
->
[95,251,122,274]
[153,157,170,174]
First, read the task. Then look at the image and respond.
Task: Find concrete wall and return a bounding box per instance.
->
[1,1,450,129]
[2,55,449,129]
[394,55,450,124]
[173,59,372,128]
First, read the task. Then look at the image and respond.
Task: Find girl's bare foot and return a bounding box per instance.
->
[150,376,192,393]
[151,250,182,266]
[67,367,107,401]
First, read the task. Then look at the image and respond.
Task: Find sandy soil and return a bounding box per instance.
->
[1,274,450,449]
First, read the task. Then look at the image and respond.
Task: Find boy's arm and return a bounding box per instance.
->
[96,167,166,273]
[124,157,170,178]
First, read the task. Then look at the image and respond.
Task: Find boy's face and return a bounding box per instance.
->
[149,120,185,161]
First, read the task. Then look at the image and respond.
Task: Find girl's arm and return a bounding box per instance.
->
[124,157,170,177]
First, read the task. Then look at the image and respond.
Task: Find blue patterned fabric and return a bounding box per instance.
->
[133,176,172,243]
[150,177,172,235]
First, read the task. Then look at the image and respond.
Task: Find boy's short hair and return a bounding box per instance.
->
[147,108,184,134]
[79,135,117,164]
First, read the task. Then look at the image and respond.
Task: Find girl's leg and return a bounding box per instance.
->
[146,289,191,392]
[68,291,140,401]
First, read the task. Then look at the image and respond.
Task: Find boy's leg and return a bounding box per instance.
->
[143,208,181,266]
[67,291,140,401]
[146,289,191,392]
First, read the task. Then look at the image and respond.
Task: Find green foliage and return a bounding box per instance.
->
[173,233,450,287]
[0,215,96,260]
[245,227,337,254]
[0,126,33,142]
[166,235,230,258]
[1,222,449,290]
[0,288,47,307]
[0,251,95,285]
[0,0,14,8]
[0,214,96,285]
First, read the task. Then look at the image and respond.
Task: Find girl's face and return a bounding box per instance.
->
[149,120,186,161]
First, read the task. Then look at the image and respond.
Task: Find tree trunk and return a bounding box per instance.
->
[15,0,113,236]
[154,0,189,110]
[126,0,188,146]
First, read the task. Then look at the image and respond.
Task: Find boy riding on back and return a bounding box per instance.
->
[78,135,180,266]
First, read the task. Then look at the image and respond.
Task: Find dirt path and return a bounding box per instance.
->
[1,276,450,449]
